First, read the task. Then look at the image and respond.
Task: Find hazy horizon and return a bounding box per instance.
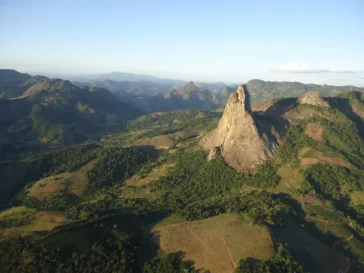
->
[1,0,363,86]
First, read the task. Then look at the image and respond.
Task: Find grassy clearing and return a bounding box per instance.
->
[151,214,273,273]
[134,135,175,149]
[27,159,97,200]
[299,147,354,169]
[0,206,33,217]
[0,209,68,238]
[124,163,176,187]
[276,165,302,192]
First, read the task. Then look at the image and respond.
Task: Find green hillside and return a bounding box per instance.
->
[0,70,142,159]
[1,76,364,273]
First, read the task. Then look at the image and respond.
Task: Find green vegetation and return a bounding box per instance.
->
[26,144,99,177]
[104,109,220,147]
[149,150,287,224]
[276,124,314,164]
[303,164,362,200]
[320,115,364,167]
[236,244,306,273]
[180,191,291,225]
[151,150,243,207]
[86,147,151,192]
[0,236,134,273]
[143,253,196,273]
[0,214,33,228]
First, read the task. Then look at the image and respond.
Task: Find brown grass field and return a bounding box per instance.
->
[151,214,274,273]
[28,159,97,199]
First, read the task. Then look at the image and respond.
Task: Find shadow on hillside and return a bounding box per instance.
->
[267,216,345,273]
[326,97,364,137]
[132,145,160,158]
[259,97,298,119]
[253,98,298,143]
[266,194,349,273]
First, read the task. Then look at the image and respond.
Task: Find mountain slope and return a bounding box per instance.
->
[0,70,142,158]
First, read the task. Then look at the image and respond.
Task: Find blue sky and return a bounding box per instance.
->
[1,0,363,85]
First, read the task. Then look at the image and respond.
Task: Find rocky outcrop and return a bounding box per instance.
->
[299,91,329,107]
[200,85,279,172]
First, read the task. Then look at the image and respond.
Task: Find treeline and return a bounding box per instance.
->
[276,124,313,165]
[143,253,196,273]
[0,236,134,273]
[0,214,34,229]
[320,114,364,168]
[236,244,307,273]
[143,243,306,273]
[303,164,362,200]
[180,191,291,226]
[18,194,80,211]
[25,144,99,177]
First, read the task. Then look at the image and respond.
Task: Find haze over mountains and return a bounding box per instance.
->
[25,69,364,111]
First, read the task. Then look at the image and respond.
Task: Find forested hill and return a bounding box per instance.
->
[0,70,142,159]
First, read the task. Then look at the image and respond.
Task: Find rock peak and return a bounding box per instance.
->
[200,85,278,171]
[299,91,329,107]
[228,84,252,113]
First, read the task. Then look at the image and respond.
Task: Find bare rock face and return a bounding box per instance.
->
[299,91,329,107]
[200,85,278,172]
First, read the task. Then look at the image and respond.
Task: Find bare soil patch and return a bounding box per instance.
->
[305,123,324,141]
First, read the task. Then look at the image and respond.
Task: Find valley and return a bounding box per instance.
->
[0,70,364,273]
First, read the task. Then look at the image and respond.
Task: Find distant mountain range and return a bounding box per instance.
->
[1,69,363,158]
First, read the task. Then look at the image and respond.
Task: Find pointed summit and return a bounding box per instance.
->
[299,91,329,107]
[177,81,202,94]
[234,84,252,112]
[200,85,278,171]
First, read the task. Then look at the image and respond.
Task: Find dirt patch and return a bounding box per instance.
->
[305,123,324,141]
[151,215,273,273]
[28,160,97,200]
[195,113,206,119]
[79,199,98,205]
[299,147,353,169]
